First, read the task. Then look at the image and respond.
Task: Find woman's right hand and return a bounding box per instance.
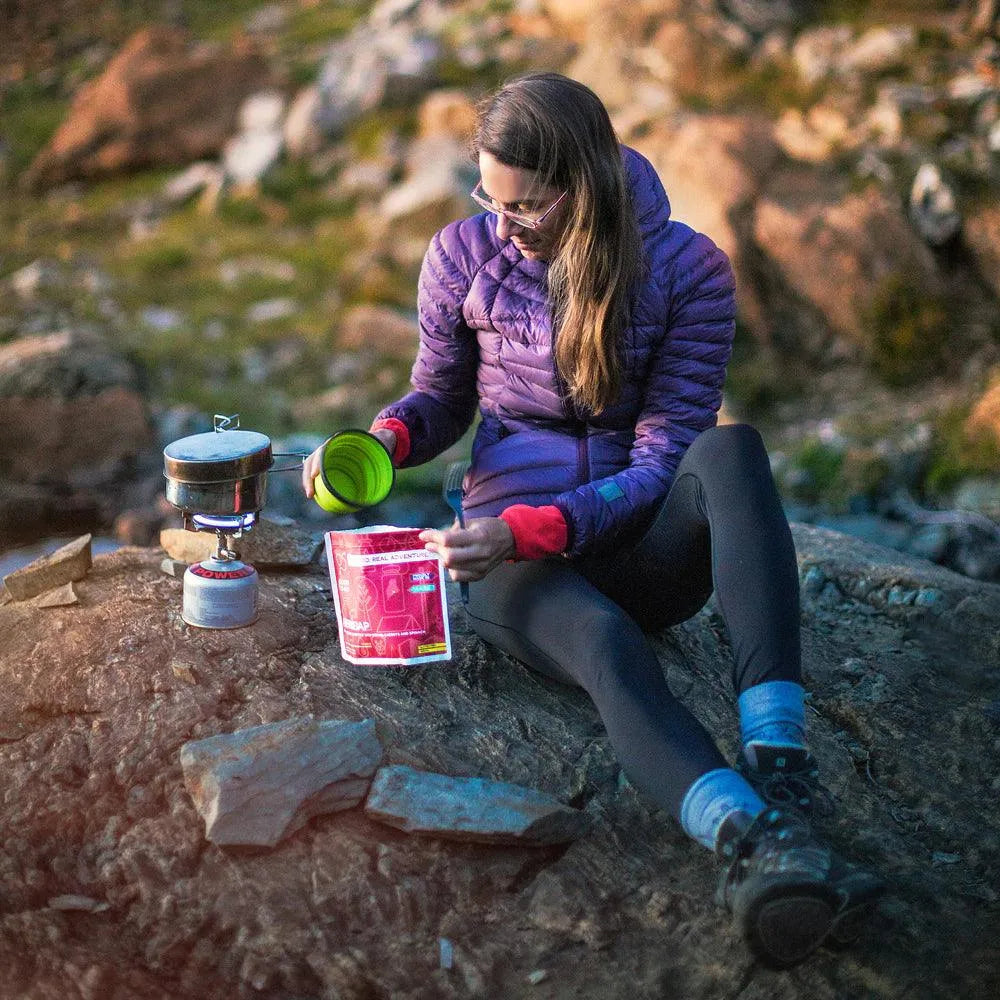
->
[300,428,397,499]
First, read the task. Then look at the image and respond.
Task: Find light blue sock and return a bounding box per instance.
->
[739,680,806,749]
[680,768,766,850]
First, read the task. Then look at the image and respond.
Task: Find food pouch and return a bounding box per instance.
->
[325,526,451,665]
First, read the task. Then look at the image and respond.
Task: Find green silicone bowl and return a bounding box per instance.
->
[313,430,395,514]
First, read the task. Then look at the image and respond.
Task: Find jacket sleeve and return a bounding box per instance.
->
[375,226,479,467]
[553,228,736,556]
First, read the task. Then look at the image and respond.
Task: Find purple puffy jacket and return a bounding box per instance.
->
[376,145,736,556]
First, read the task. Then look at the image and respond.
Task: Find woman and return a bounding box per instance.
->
[303,73,883,968]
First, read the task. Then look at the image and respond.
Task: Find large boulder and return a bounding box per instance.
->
[0,331,154,546]
[964,201,1000,299]
[25,27,269,188]
[753,178,945,363]
[634,115,781,336]
[313,2,444,138]
[0,528,998,998]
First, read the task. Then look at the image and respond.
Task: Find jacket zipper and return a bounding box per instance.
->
[577,431,590,485]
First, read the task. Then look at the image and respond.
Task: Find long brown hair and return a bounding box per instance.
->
[473,73,642,415]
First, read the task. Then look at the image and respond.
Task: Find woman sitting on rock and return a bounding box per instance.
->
[303,72,883,968]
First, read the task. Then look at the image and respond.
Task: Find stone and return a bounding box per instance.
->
[378,136,474,227]
[162,162,224,206]
[0,378,152,495]
[952,477,1000,521]
[141,306,185,332]
[963,377,1000,447]
[989,119,1000,153]
[0,331,137,398]
[315,20,442,138]
[417,89,478,140]
[159,516,322,568]
[791,25,853,84]
[48,895,109,913]
[26,27,269,188]
[6,260,62,301]
[972,0,999,33]
[113,508,167,547]
[171,659,198,685]
[947,71,992,102]
[219,257,296,286]
[223,91,286,188]
[180,716,382,847]
[721,0,797,33]
[246,2,290,36]
[160,558,189,579]
[32,582,79,608]
[338,303,418,358]
[754,182,942,350]
[842,25,916,73]
[2,535,92,601]
[283,85,323,159]
[774,105,853,163]
[331,160,394,201]
[634,114,780,334]
[910,163,961,246]
[244,298,297,324]
[963,202,1000,298]
[364,764,592,846]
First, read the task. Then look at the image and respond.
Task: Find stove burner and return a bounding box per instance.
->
[190,511,257,532]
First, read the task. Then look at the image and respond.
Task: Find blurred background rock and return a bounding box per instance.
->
[1,0,999,579]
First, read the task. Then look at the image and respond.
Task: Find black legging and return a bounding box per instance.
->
[464,423,801,822]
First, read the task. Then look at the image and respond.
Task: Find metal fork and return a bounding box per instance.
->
[442,460,469,604]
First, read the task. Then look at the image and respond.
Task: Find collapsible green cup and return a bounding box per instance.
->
[313,430,395,514]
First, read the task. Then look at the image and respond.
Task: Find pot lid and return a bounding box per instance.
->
[163,429,273,483]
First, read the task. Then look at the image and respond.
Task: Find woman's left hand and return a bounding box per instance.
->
[419,517,516,582]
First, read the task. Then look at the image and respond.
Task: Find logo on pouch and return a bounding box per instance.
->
[342,617,371,631]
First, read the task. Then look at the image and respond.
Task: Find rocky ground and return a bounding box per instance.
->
[1,525,998,999]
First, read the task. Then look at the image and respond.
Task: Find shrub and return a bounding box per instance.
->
[863,272,949,387]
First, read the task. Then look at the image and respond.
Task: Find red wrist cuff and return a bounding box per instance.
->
[370,418,411,465]
[499,505,568,560]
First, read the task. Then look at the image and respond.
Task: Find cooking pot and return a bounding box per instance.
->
[163,417,302,516]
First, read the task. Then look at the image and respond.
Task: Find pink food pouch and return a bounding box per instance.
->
[325,526,451,665]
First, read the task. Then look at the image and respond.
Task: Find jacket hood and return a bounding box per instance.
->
[621,144,673,252]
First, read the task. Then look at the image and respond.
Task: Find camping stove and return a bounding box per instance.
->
[179,512,260,629]
[163,415,297,629]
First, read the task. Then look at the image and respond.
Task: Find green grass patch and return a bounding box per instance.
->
[347,107,419,158]
[863,272,949,387]
[284,3,364,49]
[724,323,803,418]
[924,402,1000,497]
[0,77,69,177]
[794,438,846,500]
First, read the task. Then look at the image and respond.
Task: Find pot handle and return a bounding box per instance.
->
[271,452,309,473]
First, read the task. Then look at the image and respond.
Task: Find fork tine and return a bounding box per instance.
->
[442,461,469,527]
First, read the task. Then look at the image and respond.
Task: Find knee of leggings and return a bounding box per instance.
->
[684,422,767,470]
[571,608,655,692]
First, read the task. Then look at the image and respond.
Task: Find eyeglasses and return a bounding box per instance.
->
[470,181,567,230]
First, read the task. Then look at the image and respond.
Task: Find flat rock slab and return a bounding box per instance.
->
[32,582,78,607]
[160,516,321,568]
[364,764,592,846]
[180,716,382,847]
[2,534,91,601]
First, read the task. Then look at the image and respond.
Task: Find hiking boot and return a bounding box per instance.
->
[735,743,834,823]
[825,854,887,948]
[716,808,881,968]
